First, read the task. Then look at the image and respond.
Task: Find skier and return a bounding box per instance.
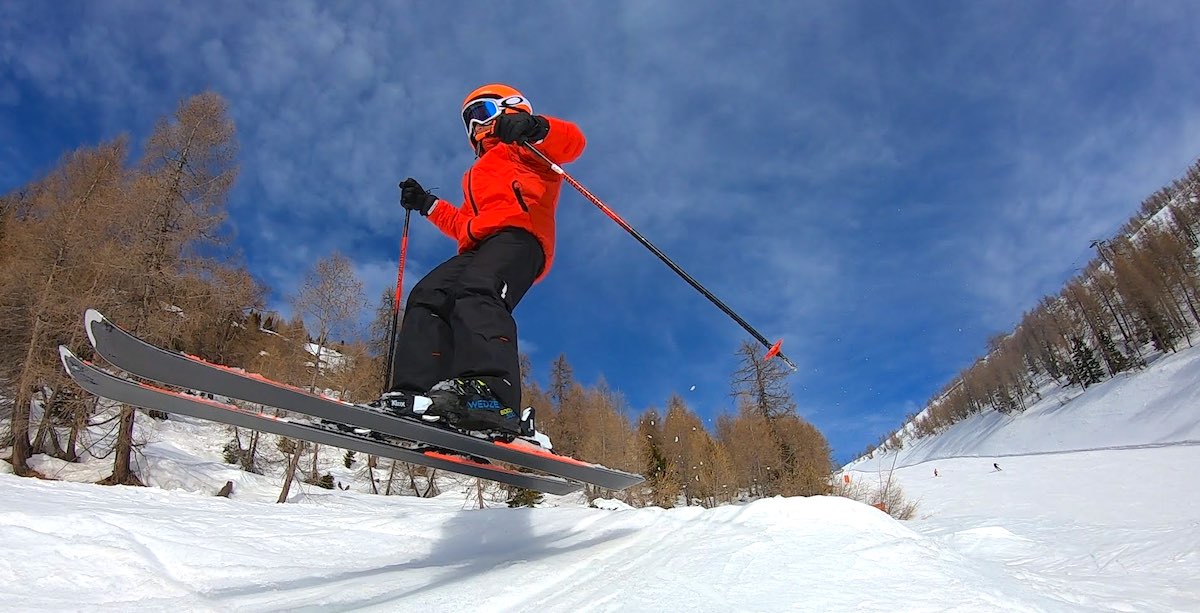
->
[375,83,586,436]
[993,462,1001,471]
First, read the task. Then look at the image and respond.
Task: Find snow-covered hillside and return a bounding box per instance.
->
[3,343,1200,610]
[847,342,1200,470]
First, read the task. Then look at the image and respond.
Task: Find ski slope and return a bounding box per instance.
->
[847,344,1200,468]
[0,470,1151,612]
[2,346,1200,610]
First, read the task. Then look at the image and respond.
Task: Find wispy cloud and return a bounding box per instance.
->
[3,0,1199,458]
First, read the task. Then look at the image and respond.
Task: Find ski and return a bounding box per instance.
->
[59,347,582,495]
[83,310,645,491]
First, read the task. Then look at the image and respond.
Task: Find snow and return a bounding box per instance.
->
[3,348,1200,609]
[847,344,1200,468]
[0,476,1095,611]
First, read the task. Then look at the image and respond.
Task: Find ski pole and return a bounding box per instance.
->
[523,143,796,371]
[384,206,413,389]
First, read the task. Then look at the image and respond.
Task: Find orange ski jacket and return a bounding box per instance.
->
[428,116,586,282]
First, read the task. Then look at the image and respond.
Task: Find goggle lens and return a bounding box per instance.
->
[462,99,502,126]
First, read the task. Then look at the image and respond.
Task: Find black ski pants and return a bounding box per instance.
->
[388,228,544,411]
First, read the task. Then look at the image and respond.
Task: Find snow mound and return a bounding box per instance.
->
[0,477,1092,611]
[591,497,633,511]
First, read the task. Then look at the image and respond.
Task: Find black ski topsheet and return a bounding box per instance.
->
[84,310,644,491]
[59,347,582,495]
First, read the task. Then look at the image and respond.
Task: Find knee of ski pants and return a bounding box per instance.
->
[449,230,543,311]
[407,277,455,319]
[451,269,517,312]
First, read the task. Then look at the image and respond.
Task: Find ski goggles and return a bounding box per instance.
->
[461,95,529,134]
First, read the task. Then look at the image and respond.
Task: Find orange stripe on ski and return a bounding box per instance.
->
[422,450,524,476]
[493,440,593,466]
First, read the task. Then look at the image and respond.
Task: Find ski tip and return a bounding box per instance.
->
[57,345,76,374]
[84,309,105,348]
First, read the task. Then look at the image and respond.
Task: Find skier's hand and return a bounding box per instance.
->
[399,178,437,216]
[494,111,549,145]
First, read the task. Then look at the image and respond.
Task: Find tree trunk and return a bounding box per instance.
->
[1096,287,1141,360]
[9,315,46,476]
[277,441,305,503]
[406,463,419,495]
[31,405,65,460]
[386,460,398,495]
[309,444,321,482]
[31,386,66,459]
[64,396,93,463]
[421,469,439,498]
[367,455,378,495]
[99,405,144,486]
[246,430,260,473]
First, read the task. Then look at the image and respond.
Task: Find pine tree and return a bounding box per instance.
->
[507,488,544,508]
[548,354,574,411]
[1041,343,1064,381]
[1096,331,1130,377]
[637,408,680,507]
[1070,337,1104,388]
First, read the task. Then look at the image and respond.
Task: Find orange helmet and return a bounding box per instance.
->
[461,83,533,149]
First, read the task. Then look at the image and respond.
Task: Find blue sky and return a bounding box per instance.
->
[3,1,1199,463]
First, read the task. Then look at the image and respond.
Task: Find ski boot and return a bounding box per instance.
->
[367,383,544,445]
[421,378,524,438]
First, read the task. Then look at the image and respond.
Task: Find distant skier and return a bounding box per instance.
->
[993,462,1001,471]
[933,468,939,477]
[376,83,586,436]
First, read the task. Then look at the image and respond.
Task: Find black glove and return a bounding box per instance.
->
[399,178,437,216]
[494,111,549,144]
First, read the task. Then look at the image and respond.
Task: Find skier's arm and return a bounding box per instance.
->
[427,197,470,243]
[535,116,586,164]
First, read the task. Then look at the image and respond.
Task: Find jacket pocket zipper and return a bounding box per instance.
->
[511,181,529,213]
[467,169,479,215]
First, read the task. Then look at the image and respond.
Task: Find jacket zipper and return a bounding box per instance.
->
[511,181,529,213]
[467,169,479,215]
